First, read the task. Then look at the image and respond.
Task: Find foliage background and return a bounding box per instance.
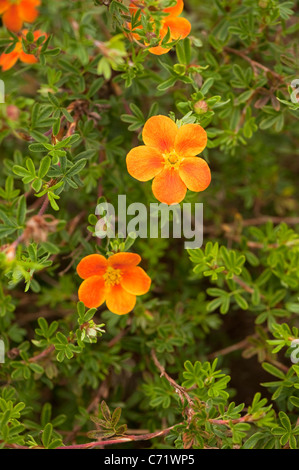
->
[0,0,299,449]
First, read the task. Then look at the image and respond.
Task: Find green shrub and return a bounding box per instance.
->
[0,0,298,450]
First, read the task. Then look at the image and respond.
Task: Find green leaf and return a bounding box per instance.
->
[48,93,60,108]
[38,156,51,179]
[65,159,87,177]
[42,423,53,448]
[234,294,249,310]
[16,195,26,226]
[262,362,285,379]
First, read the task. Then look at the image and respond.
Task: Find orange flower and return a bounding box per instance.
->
[0,29,46,71]
[0,0,40,32]
[128,0,191,55]
[77,252,151,315]
[126,115,211,205]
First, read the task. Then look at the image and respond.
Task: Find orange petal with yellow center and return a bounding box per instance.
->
[152,167,187,205]
[106,284,136,315]
[142,115,178,153]
[78,275,106,309]
[164,0,184,17]
[0,51,19,71]
[108,252,141,270]
[121,266,151,295]
[76,254,108,279]
[0,0,9,14]
[19,51,38,64]
[126,146,164,182]
[179,157,211,192]
[162,16,191,40]
[18,0,39,22]
[174,123,207,157]
[2,6,23,31]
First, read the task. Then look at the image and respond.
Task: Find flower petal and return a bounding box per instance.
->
[0,51,19,71]
[163,16,191,40]
[142,115,178,153]
[125,22,142,41]
[106,284,136,315]
[164,0,184,16]
[2,5,23,31]
[129,2,140,16]
[148,44,171,55]
[121,266,151,295]
[0,0,9,14]
[152,167,187,205]
[19,51,38,64]
[18,0,40,22]
[175,123,207,157]
[33,30,46,42]
[179,157,211,192]
[126,146,164,182]
[108,252,141,269]
[78,275,106,309]
[76,254,108,279]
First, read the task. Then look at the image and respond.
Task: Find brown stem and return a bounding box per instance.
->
[151,349,195,422]
[37,194,49,216]
[209,414,258,426]
[224,46,284,84]
[208,337,251,360]
[57,425,177,449]
[28,344,55,363]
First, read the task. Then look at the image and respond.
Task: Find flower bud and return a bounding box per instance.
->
[194,100,208,114]
[86,328,97,338]
[6,105,20,121]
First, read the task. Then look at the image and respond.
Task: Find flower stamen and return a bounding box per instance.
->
[163,150,182,169]
[103,266,122,287]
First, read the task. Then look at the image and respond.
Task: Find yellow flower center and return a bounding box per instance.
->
[103,266,122,287]
[163,150,183,169]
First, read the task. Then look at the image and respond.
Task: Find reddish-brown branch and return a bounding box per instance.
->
[209,414,258,426]
[28,344,55,363]
[151,349,195,422]
[57,425,177,449]
[208,337,251,360]
[224,47,284,83]
[37,194,49,216]
[0,426,176,449]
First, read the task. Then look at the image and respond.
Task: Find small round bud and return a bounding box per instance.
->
[86,328,97,338]
[6,105,20,121]
[194,100,208,114]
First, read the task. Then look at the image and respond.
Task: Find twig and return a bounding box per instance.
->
[208,414,259,426]
[208,337,251,360]
[28,344,55,363]
[224,46,284,83]
[37,194,49,216]
[151,349,195,422]
[0,426,176,449]
[56,426,177,449]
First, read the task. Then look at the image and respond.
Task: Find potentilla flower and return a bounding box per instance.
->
[0,29,46,71]
[77,252,151,315]
[126,115,211,205]
[128,0,191,55]
[0,0,41,32]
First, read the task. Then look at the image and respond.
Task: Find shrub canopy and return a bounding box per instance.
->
[0,0,299,450]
